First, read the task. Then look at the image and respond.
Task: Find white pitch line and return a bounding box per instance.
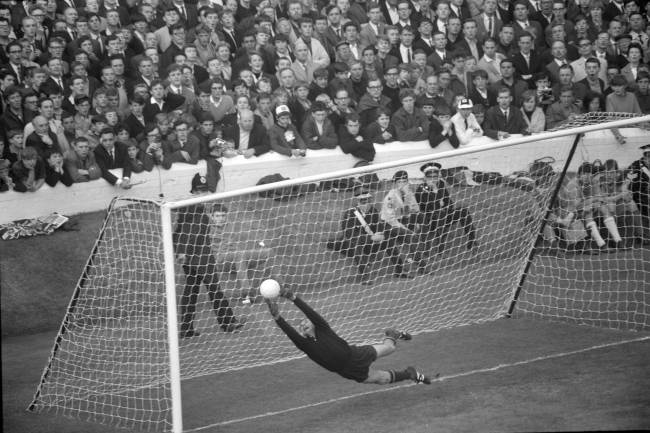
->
[185,336,650,432]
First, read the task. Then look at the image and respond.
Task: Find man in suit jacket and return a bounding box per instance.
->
[380,0,401,26]
[360,4,387,48]
[93,127,131,187]
[512,1,544,47]
[162,119,201,166]
[221,109,271,157]
[474,3,504,42]
[5,41,26,86]
[482,87,528,139]
[413,19,436,56]
[545,41,571,84]
[426,31,452,70]
[512,32,544,83]
[170,0,198,28]
[603,0,626,23]
[448,0,471,21]
[99,0,130,26]
[454,19,484,62]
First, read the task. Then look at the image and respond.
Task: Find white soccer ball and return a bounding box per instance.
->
[259,279,281,299]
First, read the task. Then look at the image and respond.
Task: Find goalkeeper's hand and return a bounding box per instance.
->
[266,299,280,319]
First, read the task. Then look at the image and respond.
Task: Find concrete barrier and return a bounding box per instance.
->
[0,128,644,224]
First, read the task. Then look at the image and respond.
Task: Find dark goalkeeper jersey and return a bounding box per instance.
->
[276,297,352,374]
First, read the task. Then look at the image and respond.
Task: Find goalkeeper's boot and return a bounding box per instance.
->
[385,329,412,341]
[406,366,431,385]
[222,318,247,333]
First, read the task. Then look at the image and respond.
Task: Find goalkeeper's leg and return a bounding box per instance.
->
[364,368,432,385]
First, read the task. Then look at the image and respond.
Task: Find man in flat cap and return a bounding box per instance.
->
[415,162,477,256]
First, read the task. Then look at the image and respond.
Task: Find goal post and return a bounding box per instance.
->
[28,113,650,432]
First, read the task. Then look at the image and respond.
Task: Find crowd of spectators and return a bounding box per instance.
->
[0,0,649,195]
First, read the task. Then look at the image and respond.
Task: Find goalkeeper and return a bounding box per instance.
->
[266,288,433,385]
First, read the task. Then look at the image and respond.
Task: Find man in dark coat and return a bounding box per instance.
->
[415,162,477,256]
[173,175,247,338]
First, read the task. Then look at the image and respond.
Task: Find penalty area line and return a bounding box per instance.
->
[185,336,650,431]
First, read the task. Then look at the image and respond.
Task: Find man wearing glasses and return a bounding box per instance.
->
[357,78,391,128]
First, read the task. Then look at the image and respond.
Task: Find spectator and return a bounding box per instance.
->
[621,43,644,86]
[25,115,61,158]
[338,112,376,162]
[392,88,430,141]
[143,79,186,123]
[0,159,14,192]
[93,127,132,188]
[552,64,588,105]
[546,87,582,129]
[520,90,546,134]
[606,74,642,114]
[364,107,398,144]
[4,130,24,165]
[64,137,102,183]
[469,69,497,109]
[269,104,307,157]
[163,119,201,166]
[10,146,46,193]
[300,101,339,150]
[577,57,607,96]
[534,71,556,111]
[43,149,74,187]
[477,37,506,85]
[483,87,529,140]
[634,71,650,113]
[124,141,154,174]
[428,102,458,146]
[451,98,483,145]
[222,109,272,158]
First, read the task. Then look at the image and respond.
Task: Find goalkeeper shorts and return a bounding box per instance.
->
[338,345,378,383]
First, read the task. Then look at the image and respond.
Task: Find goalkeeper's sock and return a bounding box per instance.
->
[388,369,411,383]
[603,217,622,243]
[586,221,606,247]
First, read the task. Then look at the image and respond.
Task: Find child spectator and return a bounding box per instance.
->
[606,74,642,114]
[308,67,330,101]
[11,147,46,192]
[392,89,430,141]
[451,98,484,145]
[0,159,14,192]
[291,81,312,127]
[254,93,275,131]
[125,141,154,173]
[546,87,582,130]
[44,149,74,187]
[269,105,307,157]
[116,126,139,150]
[468,69,496,109]
[300,101,339,150]
[520,90,546,134]
[429,104,459,148]
[534,72,555,112]
[4,130,24,165]
[338,113,376,163]
[634,71,650,114]
[471,103,487,129]
[364,107,397,144]
[64,137,102,183]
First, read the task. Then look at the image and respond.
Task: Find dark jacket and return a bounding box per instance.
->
[338,127,375,162]
[222,122,272,156]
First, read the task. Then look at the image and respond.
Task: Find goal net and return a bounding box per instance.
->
[29,113,650,432]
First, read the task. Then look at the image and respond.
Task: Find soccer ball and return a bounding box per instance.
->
[259,279,281,299]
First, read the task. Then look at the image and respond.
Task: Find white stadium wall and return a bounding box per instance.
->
[1,128,647,224]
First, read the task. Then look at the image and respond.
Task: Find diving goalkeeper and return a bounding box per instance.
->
[266,288,433,385]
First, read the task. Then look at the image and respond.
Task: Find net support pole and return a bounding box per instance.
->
[160,204,183,433]
[506,132,584,317]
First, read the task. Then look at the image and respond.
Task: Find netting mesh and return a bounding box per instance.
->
[29,114,650,431]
